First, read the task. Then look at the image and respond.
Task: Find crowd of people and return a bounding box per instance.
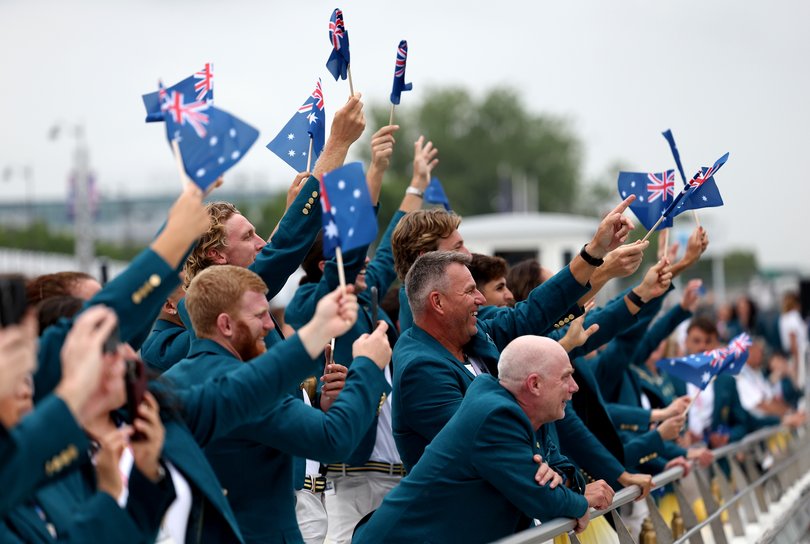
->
[1,94,808,544]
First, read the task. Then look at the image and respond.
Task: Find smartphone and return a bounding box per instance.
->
[0,274,27,328]
[125,358,149,441]
[102,324,120,355]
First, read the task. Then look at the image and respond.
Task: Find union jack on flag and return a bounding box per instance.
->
[194,63,214,102]
[298,80,325,115]
[326,8,351,81]
[704,347,730,369]
[164,91,210,138]
[266,80,327,172]
[646,171,675,203]
[729,333,752,358]
[390,40,413,105]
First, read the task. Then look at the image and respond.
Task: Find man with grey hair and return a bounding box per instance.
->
[354,335,614,543]
[391,197,638,472]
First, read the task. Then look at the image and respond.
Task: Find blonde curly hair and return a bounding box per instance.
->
[183,201,240,289]
[391,209,462,281]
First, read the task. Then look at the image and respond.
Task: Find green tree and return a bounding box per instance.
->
[361,86,584,223]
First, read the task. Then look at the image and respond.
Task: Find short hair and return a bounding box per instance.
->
[405,251,471,317]
[36,295,83,335]
[782,291,801,313]
[299,231,325,285]
[468,254,508,290]
[185,265,268,338]
[391,209,462,281]
[498,335,562,385]
[26,271,94,306]
[687,316,718,338]
[183,201,241,289]
[506,259,543,303]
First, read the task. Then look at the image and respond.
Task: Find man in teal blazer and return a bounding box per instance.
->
[163,264,392,543]
[142,95,368,369]
[355,336,615,544]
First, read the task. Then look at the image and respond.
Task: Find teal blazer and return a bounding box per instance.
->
[392,264,589,471]
[163,338,390,543]
[0,396,89,518]
[143,174,325,370]
[355,376,588,544]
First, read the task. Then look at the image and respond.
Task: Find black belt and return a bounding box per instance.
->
[302,475,327,493]
[325,461,406,476]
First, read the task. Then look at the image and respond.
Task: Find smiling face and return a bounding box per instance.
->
[536,357,579,422]
[438,263,486,342]
[228,290,274,361]
[480,276,515,308]
[218,214,265,268]
[435,229,470,256]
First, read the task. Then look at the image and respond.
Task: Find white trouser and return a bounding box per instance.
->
[325,472,401,544]
[295,489,328,544]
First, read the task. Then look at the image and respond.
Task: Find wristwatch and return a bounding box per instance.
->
[406,186,424,198]
[579,245,604,267]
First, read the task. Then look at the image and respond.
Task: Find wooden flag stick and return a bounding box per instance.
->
[686,375,716,412]
[389,103,395,126]
[347,65,355,97]
[641,215,666,243]
[662,228,670,257]
[692,210,701,228]
[335,246,347,293]
[306,137,314,173]
[171,139,191,188]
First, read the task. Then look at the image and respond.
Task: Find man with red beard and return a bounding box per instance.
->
[162,265,393,543]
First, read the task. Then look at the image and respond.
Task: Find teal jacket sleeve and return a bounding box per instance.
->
[249,175,323,300]
[361,209,404,295]
[175,333,324,447]
[482,266,590,351]
[0,396,89,517]
[35,248,182,401]
[631,303,692,366]
[233,357,390,463]
[398,286,414,333]
[141,321,191,373]
[563,289,637,359]
[555,404,625,489]
[471,406,589,521]
[607,403,651,432]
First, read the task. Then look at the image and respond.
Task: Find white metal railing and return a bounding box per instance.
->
[494,424,810,544]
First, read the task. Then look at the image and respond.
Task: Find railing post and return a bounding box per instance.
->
[727,456,758,524]
[712,464,744,536]
[672,483,704,544]
[643,495,674,544]
[693,467,727,544]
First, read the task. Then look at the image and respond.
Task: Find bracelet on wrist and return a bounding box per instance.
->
[406,186,424,198]
[627,290,646,308]
[579,244,604,267]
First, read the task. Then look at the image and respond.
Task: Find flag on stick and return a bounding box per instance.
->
[326,9,350,82]
[266,80,326,173]
[617,170,675,232]
[320,162,378,258]
[661,129,688,185]
[425,176,451,210]
[143,64,214,123]
[390,40,413,105]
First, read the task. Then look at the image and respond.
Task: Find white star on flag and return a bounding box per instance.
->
[288,150,296,157]
[337,180,346,190]
[353,189,361,199]
[701,371,711,384]
[287,133,295,140]
[325,220,339,239]
[630,181,636,187]
[702,195,708,201]
[307,112,318,124]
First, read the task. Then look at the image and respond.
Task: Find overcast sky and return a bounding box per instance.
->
[1,0,808,272]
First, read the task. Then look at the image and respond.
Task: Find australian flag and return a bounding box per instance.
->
[390,40,413,105]
[143,64,214,123]
[617,170,675,231]
[425,177,451,210]
[661,129,688,184]
[663,152,728,219]
[656,331,750,388]
[266,80,326,173]
[159,80,258,192]
[326,9,350,81]
[320,162,378,258]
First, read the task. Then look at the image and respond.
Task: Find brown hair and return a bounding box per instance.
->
[405,251,472,318]
[782,291,801,313]
[26,272,95,306]
[391,209,462,281]
[686,316,718,338]
[183,201,240,289]
[506,259,543,303]
[468,254,508,290]
[185,265,268,338]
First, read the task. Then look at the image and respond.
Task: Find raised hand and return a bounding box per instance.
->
[299,286,359,358]
[285,171,312,211]
[320,362,348,412]
[657,413,686,441]
[532,454,563,489]
[558,301,600,353]
[411,135,439,190]
[635,258,673,302]
[94,426,130,499]
[599,241,648,281]
[352,321,392,370]
[131,392,166,482]
[0,312,38,400]
[680,279,703,312]
[586,196,636,258]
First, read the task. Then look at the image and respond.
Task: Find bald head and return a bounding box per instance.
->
[498,335,577,427]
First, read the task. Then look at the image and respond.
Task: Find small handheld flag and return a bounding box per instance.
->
[143,64,214,123]
[663,152,728,219]
[320,162,378,258]
[661,129,688,185]
[617,170,675,232]
[159,80,258,191]
[390,40,413,105]
[425,177,451,210]
[326,9,350,81]
[656,330,750,389]
[267,80,326,173]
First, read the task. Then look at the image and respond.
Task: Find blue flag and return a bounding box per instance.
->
[719,333,752,376]
[657,332,749,389]
[320,162,378,258]
[663,152,728,219]
[425,177,451,210]
[390,40,413,105]
[160,81,258,191]
[617,170,675,231]
[142,64,214,123]
[266,80,326,173]
[326,9,350,81]
[661,129,688,185]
